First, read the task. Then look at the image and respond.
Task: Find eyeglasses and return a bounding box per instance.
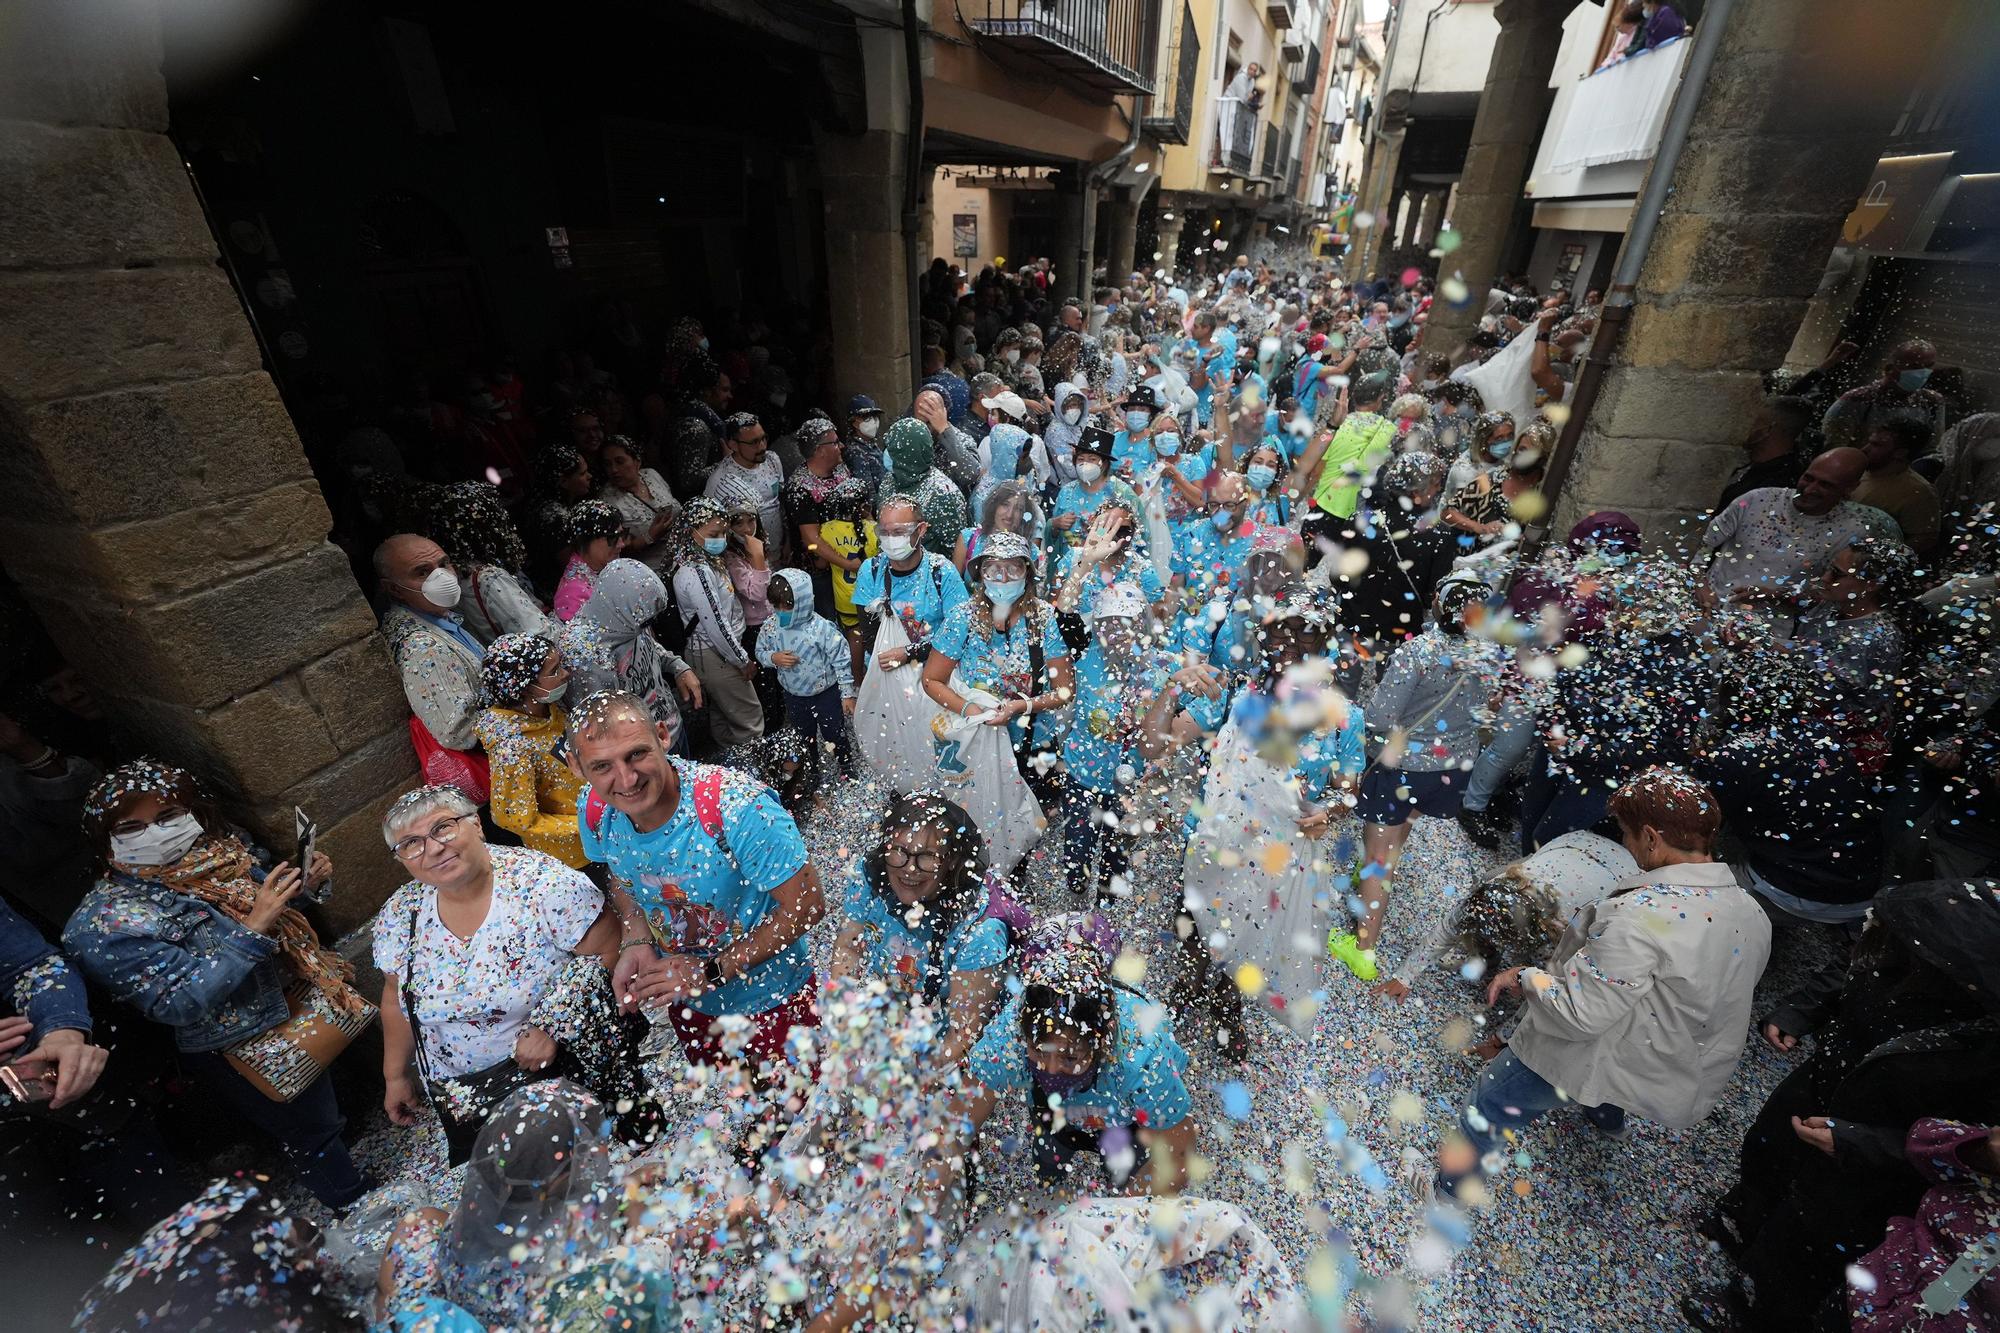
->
[392,813,476,862]
[884,845,943,874]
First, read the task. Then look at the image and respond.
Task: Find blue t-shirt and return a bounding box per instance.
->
[577,760,811,1016]
[1182,334,1236,426]
[852,552,968,650]
[1062,645,1177,793]
[1055,548,1165,621]
[840,864,1007,996]
[1170,516,1258,597]
[1050,479,1142,551]
[1173,593,1254,674]
[1181,690,1368,803]
[931,600,1071,745]
[969,989,1191,1131]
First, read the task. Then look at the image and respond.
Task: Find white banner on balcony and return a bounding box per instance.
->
[1544,37,1689,173]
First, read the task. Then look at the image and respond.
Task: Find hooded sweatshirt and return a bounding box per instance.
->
[755,569,857,700]
[882,417,968,559]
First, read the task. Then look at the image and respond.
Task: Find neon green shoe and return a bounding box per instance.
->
[1327,929,1379,982]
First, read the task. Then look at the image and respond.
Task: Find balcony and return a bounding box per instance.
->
[1261,122,1279,180]
[1287,37,1319,92]
[1141,0,1201,145]
[1212,96,1257,175]
[1266,0,1296,31]
[962,0,1161,96]
[1541,36,1691,173]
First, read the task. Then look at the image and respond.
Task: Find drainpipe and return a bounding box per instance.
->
[1525,0,1737,558]
[902,0,925,396]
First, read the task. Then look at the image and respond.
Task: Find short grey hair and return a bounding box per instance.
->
[563,688,658,751]
[381,785,477,847]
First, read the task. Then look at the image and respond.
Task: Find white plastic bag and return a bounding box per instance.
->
[1459,323,1541,428]
[1183,712,1330,1014]
[950,1196,1307,1332]
[932,681,1046,873]
[853,612,945,795]
[1133,463,1178,583]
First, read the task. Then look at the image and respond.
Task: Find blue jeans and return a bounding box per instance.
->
[1063,781,1130,897]
[183,1050,366,1209]
[1462,714,1536,814]
[785,686,853,775]
[1440,1048,1624,1198]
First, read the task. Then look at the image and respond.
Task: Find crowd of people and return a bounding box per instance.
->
[3,248,1997,1332]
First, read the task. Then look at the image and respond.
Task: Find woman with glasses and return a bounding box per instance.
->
[958,913,1195,1197]
[63,759,372,1209]
[372,785,627,1162]
[828,792,1007,1070]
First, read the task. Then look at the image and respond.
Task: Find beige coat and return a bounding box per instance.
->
[1509,860,1772,1129]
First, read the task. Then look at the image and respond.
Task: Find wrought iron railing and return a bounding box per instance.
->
[1214,95,1256,174]
[1142,0,1200,144]
[964,0,1161,95]
[1261,122,1279,179]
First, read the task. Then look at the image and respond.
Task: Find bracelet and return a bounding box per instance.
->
[18,745,57,770]
[618,937,652,953]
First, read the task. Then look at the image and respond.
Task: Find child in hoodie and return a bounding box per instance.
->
[757,568,857,778]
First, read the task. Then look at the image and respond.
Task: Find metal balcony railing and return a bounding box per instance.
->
[1212,95,1256,174]
[1261,122,1279,179]
[964,0,1160,96]
[1141,0,1200,144]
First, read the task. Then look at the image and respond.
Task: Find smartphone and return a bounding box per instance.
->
[293,806,317,875]
[0,1061,56,1104]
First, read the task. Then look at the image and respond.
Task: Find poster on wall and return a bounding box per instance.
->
[952,214,978,258]
[1554,241,1586,291]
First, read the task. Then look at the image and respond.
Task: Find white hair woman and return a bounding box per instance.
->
[372,785,627,1163]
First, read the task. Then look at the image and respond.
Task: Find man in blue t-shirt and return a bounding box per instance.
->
[852,494,969,669]
[568,690,825,1077]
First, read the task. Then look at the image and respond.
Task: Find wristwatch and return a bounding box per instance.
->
[703,957,725,991]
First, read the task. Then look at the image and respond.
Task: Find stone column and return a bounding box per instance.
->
[1050,165,1099,308]
[1153,203,1185,276]
[0,0,414,932]
[1558,0,1963,537]
[1344,108,1405,280]
[1421,0,1569,353]
[814,122,913,412]
[1103,173,1156,283]
[1416,187,1446,249]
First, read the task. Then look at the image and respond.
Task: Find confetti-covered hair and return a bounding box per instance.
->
[82,759,222,852]
[564,498,625,550]
[74,1176,343,1333]
[481,631,556,708]
[380,784,479,848]
[1842,534,1921,599]
[425,480,528,575]
[796,414,838,451]
[1607,766,1722,854]
[1019,912,1123,1056]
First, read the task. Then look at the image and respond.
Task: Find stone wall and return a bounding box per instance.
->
[0,0,414,935]
[1557,0,1955,539]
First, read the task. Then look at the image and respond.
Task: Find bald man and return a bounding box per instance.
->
[1700,448,1896,610]
[375,533,484,749]
[1822,338,1947,453]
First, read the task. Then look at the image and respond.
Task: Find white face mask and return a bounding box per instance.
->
[858,417,881,439]
[531,677,569,704]
[879,533,917,561]
[1003,349,1021,365]
[111,812,205,867]
[420,567,462,609]
[1062,406,1084,426]
[1077,461,1105,484]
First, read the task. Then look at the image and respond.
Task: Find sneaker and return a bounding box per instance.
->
[1327,929,1379,981]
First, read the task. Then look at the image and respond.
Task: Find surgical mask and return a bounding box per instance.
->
[1897,368,1932,392]
[698,336,711,351]
[1124,409,1151,433]
[1246,463,1278,491]
[775,608,799,627]
[858,417,881,439]
[1489,438,1515,459]
[1062,406,1084,426]
[420,567,461,608]
[1032,1065,1097,1097]
[984,576,1026,606]
[1211,508,1239,532]
[703,536,730,555]
[1154,433,1181,457]
[1077,461,1105,484]
[110,812,204,868]
[1003,349,1020,365]
[1422,377,1442,390]
[882,448,896,475]
[879,533,916,561]
[531,677,569,704]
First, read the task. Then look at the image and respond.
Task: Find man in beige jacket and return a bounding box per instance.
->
[1437,767,1773,1202]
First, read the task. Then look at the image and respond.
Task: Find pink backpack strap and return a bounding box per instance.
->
[584,788,608,835]
[692,768,726,841]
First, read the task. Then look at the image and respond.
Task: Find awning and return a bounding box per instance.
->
[1531,200,1636,233]
[1543,37,1690,173]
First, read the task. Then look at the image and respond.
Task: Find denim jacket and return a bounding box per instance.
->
[63,849,316,1055]
[1,898,93,1041]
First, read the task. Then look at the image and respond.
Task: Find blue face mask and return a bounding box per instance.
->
[1154,433,1181,457]
[984,577,1026,606]
[882,448,896,475]
[775,608,798,627]
[1897,368,1932,392]
[703,535,729,555]
[1246,463,1278,492]
[1211,508,1238,532]
[1124,409,1151,433]
[1489,438,1514,460]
